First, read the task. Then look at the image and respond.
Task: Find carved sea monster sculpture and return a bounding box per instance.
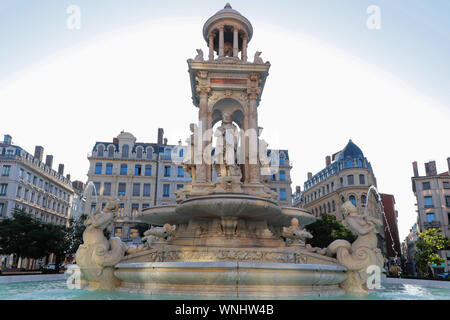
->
[194,49,204,61]
[142,224,177,246]
[253,51,264,64]
[326,201,384,294]
[282,218,313,247]
[75,199,127,290]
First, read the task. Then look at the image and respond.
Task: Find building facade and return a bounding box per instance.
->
[296,139,386,255]
[85,130,293,243]
[379,193,401,258]
[411,158,450,272]
[0,134,75,269]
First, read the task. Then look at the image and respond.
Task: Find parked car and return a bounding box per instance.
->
[41,264,58,273]
[436,272,449,279]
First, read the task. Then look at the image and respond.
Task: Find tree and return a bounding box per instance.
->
[305,213,357,248]
[414,228,449,277]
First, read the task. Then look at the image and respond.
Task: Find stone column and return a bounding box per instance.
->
[218,26,225,58]
[247,86,260,184]
[206,111,213,182]
[208,32,215,61]
[233,27,239,58]
[241,34,248,62]
[196,85,211,183]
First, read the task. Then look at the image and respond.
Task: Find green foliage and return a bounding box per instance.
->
[0,208,72,270]
[305,213,357,248]
[414,228,449,276]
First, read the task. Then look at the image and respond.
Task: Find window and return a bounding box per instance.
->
[93,182,100,196]
[446,196,450,208]
[0,184,8,196]
[142,203,150,210]
[103,182,111,196]
[424,196,433,208]
[361,195,367,207]
[120,164,127,175]
[122,145,129,158]
[16,186,22,197]
[118,203,124,216]
[0,203,4,216]
[422,182,431,190]
[177,184,184,190]
[331,182,334,191]
[129,228,138,238]
[164,148,171,160]
[2,165,10,176]
[164,166,171,177]
[279,170,286,181]
[271,174,276,181]
[280,188,286,201]
[327,202,331,213]
[97,145,104,157]
[179,149,184,158]
[33,176,37,185]
[95,163,102,174]
[108,146,115,157]
[133,183,140,197]
[146,147,153,159]
[135,164,142,176]
[359,174,365,185]
[131,203,139,216]
[340,177,344,187]
[163,184,170,197]
[349,195,356,206]
[143,184,151,197]
[357,159,363,167]
[178,166,184,177]
[346,159,353,168]
[347,175,354,185]
[118,183,126,196]
[426,212,435,222]
[332,200,336,212]
[145,165,152,176]
[106,163,113,175]
[136,147,143,159]
[443,181,450,189]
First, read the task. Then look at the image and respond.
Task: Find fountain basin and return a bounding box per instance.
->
[114,261,347,297]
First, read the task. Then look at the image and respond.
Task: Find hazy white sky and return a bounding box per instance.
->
[0,5,449,241]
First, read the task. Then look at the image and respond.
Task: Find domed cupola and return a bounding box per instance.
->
[337,139,364,161]
[202,3,253,61]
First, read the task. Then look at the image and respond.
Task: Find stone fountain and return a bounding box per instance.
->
[71,4,384,297]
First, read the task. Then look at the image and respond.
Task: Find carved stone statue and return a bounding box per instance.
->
[194,49,204,61]
[282,218,313,247]
[142,224,177,246]
[253,51,264,64]
[326,201,384,294]
[224,42,233,57]
[214,112,240,177]
[75,200,127,290]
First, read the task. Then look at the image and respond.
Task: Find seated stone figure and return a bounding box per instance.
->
[142,224,176,246]
[75,200,127,290]
[282,218,313,247]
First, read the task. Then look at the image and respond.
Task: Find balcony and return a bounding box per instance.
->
[424,221,441,229]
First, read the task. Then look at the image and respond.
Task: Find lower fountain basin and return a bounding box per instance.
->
[114,261,347,297]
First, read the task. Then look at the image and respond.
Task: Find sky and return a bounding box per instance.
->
[0,0,449,241]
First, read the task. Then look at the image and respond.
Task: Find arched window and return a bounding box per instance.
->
[327,202,331,213]
[146,147,153,159]
[136,147,143,159]
[349,195,356,206]
[341,196,345,204]
[332,200,336,212]
[108,145,115,158]
[97,145,104,157]
[361,195,367,207]
[122,145,129,158]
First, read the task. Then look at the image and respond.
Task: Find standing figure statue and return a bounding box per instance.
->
[326,201,384,294]
[214,112,240,177]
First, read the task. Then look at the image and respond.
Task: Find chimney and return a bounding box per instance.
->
[447,157,450,173]
[307,172,312,179]
[325,156,331,166]
[58,164,64,175]
[296,186,301,194]
[412,161,419,177]
[158,128,164,145]
[425,161,437,176]
[34,146,44,162]
[163,138,168,145]
[66,174,71,181]
[3,135,12,145]
[45,155,53,169]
